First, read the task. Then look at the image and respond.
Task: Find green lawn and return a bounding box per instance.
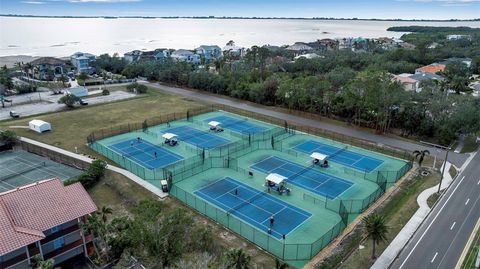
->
[337,171,441,269]
[427,192,441,208]
[461,227,480,269]
[449,165,458,179]
[461,135,479,154]
[0,87,206,155]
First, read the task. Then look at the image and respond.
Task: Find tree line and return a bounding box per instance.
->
[90,31,480,144]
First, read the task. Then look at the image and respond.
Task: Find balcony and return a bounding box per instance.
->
[0,253,27,269]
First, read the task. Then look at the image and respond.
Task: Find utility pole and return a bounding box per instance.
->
[420,141,453,194]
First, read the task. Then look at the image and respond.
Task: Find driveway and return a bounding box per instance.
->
[141,81,469,167]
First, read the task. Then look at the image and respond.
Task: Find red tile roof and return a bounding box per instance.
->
[416,64,446,74]
[0,178,97,256]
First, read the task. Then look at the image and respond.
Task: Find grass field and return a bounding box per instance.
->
[337,171,440,269]
[0,87,206,154]
[461,135,479,154]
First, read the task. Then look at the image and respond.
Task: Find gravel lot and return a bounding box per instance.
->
[0,90,136,121]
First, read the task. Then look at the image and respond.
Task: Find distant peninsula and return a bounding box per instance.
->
[1,14,479,22]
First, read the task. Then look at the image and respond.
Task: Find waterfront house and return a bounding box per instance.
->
[286,42,313,56]
[123,50,143,63]
[415,63,446,75]
[139,49,171,62]
[171,49,201,64]
[223,41,245,59]
[0,178,97,269]
[29,57,65,81]
[195,45,223,64]
[317,39,338,52]
[154,49,171,61]
[447,34,472,41]
[70,52,96,75]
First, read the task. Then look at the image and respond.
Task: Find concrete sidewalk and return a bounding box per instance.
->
[372,153,476,269]
[19,136,168,199]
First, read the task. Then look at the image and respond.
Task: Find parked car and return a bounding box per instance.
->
[9,111,20,118]
[79,100,88,106]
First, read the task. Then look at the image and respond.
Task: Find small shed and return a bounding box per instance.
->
[310,152,327,161]
[29,120,51,133]
[208,121,221,128]
[162,133,178,141]
[266,173,287,184]
[64,86,88,97]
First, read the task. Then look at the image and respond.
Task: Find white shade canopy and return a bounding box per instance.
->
[266,173,287,184]
[162,133,178,140]
[310,152,327,161]
[208,121,221,127]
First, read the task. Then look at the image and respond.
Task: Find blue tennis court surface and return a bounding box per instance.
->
[109,139,183,169]
[195,177,311,239]
[251,156,353,199]
[163,126,231,149]
[293,140,384,173]
[206,115,269,134]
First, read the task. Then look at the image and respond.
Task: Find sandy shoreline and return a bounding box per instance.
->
[0,55,40,68]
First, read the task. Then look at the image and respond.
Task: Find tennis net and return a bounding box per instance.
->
[228,190,266,214]
[329,146,348,158]
[0,162,46,183]
[221,118,249,129]
[123,147,151,158]
[144,129,158,139]
[289,164,314,181]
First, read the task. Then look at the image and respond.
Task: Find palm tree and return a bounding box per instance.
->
[275,258,289,269]
[224,248,251,269]
[363,213,388,259]
[98,206,112,223]
[32,256,55,269]
[413,149,430,167]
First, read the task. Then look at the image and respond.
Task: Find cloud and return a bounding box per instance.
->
[21,1,47,4]
[68,0,142,2]
[395,0,480,5]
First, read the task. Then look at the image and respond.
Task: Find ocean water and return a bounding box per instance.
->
[0,17,479,57]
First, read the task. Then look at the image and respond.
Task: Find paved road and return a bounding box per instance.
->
[142,82,468,167]
[390,152,480,269]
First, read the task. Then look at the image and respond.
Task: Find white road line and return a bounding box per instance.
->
[431,252,438,263]
[465,198,470,205]
[398,175,466,269]
[450,222,456,230]
[477,179,480,185]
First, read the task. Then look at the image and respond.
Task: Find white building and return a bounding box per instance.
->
[29,120,51,133]
[70,52,96,74]
[171,49,201,64]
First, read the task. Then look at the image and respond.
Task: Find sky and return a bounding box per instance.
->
[0,0,479,20]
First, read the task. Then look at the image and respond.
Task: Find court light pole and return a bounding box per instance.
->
[420,141,452,194]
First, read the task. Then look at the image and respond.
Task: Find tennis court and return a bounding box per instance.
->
[194,177,311,239]
[163,125,231,149]
[109,139,183,169]
[293,140,384,172]
[251,156,353,199]
[0,151,82,192]
[206,115,269,134]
